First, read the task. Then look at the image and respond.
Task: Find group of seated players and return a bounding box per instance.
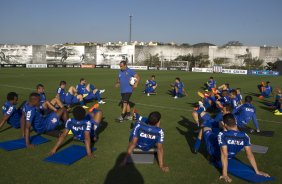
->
[1,75,279,181]
[190,76,280,182]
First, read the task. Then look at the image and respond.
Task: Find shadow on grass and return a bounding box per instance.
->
[0,126,12,133]
[244,92,260,97]
[104,152,144,184]
[176,116,209,160]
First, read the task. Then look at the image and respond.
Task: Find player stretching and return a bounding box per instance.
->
[120,111,169,172]
[144,75,157,96]
[172,77,187,99]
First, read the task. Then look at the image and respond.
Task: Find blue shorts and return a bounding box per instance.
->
[7,109,22,128]
[204,130,220,160]
[145,87,155,93]
[44,112,61,132]
[84,93,96,101]
[261,92,270,98]
[65,94,79,105]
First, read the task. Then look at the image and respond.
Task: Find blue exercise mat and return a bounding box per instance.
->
[44,145,97,165]
[213,158,274,183]
[0,135,50,151]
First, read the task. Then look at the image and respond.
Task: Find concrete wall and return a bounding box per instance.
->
[32,45,46,64]
[1,44,282,66]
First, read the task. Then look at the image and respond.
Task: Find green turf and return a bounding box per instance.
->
[0,68,281,184]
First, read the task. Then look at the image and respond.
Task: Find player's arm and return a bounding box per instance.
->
[157,143,169,172]
[245,146,270,177]
[0,115,9,130]
[115,77,120,88]
[20,113,26,137]
[49,129,69,155]
[25,122,34,148]
[133,73,140,88]
[219,146,232,183]
[120,137,138,166]
[84,131,94,157]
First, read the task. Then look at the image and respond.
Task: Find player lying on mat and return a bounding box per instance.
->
[56,80,87,108]
[23,93,68,148]
[144,75,157,96]
[36,84,64,113]
[49,105,102,157]
[0,92,25,136]
[76,78,106,104]
[120,111,169,172]
[203,113,270,183]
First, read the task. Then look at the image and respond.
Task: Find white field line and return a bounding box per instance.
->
[0,84,281,124]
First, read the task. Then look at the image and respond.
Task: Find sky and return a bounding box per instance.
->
[0,0,281,46]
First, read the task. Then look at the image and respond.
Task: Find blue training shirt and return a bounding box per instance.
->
[65,118,94,141]
[119,67,136,93]
[2,101,16,118]
[24,103,46,133]
[76,84,88,95]
[57,87,66,102]
[131,122,164,151]
[218,130,251,158]
[175,82,184,93]
[233,103,259,130]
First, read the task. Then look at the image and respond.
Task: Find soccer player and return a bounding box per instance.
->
[36,84,64,112]
[173,77,187,99]
[55,81,67,104]
[205,77,216,91]
[233,96,260,132]
[259,81,273,99]
[236,88,243,105]
[0,92,25,135]
[65,86,87,108]
[120,111,169,172]
[24,93,68,148]
[49,105,102,157]
[76,78,106,104]
[144,75,157,96]
[115,61,140,122]
[216,90,231,109]
[230,90,239,109]
[203,113,270,182]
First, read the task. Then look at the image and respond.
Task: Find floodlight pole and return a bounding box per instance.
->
[129,14,132,44]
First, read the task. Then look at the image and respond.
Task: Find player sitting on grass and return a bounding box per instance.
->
[217,83,231,94]
[24,93,68,148]
[56,81,87,108]
[259,81,273,99]
[76,78,106,104]
[236,88,243,105]
[205,76,216,92]
[49,105,102,157]
[193,104,233,153]
[230,90,240,109]
[172,77,187,99]
[144,75,157,96]
[216,90,231,109]
[36,84,64,113]
[233,96,260,132]
[120,111,169,172]
[203,113,270,183]
[0,92,24,134]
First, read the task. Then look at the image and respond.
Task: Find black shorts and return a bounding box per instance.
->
[121,93,132,103]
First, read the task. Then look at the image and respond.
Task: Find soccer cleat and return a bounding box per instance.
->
[147,93,150,96]
[274,111,282,115]
[258,95,264,99]
[89,103,99,113]
[68,130,73,135]
[116,116,124,122]
[82,105,89,109]
[98,100,106,104]
[99,89,105,94]
[174,96,178,99]
[124,116,133,121]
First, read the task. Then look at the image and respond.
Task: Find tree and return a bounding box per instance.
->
[222,41,243,47]
[143,54,161,67]
[244,57,264,69]
[213,58,225,65]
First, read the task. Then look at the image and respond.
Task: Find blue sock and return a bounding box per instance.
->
[194,138,201,152]
[95,91,101,101]
[79,100,84,106]
[92,109,99,114]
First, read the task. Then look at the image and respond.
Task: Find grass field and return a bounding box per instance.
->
[0,68,281,184]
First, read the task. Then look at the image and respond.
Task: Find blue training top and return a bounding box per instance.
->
[218,130,251,158]
[131,122,164,151]
[233,103,259,130]
[57,87,66,102]
[65,117,95,141]
[119,67,136,93]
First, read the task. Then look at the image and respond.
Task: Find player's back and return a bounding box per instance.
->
[235,103,255,123]
[132,122,164,151]
[218,130,250,158]
[66,118,92,141]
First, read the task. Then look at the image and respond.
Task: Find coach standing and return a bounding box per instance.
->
[115,61,140,122]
